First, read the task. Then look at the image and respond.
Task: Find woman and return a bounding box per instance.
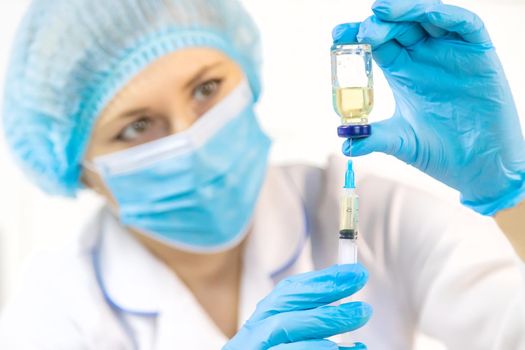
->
[0,0,524,349]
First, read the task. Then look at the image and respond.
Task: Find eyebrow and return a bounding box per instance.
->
[119,107,150,119]
[115,60,224,120]
[183,61,224,90]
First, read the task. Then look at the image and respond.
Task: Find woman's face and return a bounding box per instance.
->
[83,48,244,204]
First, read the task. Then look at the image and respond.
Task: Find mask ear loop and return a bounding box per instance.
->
[81,161,120,217]
[81,160,103,191]
[82,160,99,174]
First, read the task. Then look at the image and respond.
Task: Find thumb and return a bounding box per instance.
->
[342,117,409,158]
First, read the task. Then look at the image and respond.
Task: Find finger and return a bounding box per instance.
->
[371,0,449,39]
[250,264,368,322]
[261,302,372,347]
[371,40,407,70]
[270,339,338,350]
[357,17,419,69]
[332,22,360,44]
[343,117,414,163]
[426,4,491,44]
[421,23,447,38]
[372,0,441,22]
[358,16,426,48]
[372,0,491,44]
[341,343,367,350]
[270,340,368,350]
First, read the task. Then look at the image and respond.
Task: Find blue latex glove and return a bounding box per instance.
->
[223,264,371,350]
[336,0,525,216]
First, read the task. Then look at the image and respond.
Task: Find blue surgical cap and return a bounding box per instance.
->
[3,0,262,196]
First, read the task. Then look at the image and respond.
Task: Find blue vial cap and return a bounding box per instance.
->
[332,23,360,45]
[338,124,372,138]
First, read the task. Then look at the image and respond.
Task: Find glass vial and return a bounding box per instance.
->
[331,23,373,138]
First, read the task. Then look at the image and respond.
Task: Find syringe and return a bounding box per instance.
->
[339,159,358,265]
[338,159,361,347]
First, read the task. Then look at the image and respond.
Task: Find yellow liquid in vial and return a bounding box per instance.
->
[334,87,374,124]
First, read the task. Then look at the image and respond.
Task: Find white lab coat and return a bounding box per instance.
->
[0,156,524,349]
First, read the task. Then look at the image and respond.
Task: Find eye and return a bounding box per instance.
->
[116,116,168,143]
[117,117,152,142]
[192,79,222,103]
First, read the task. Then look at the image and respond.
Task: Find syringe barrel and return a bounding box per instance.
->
[338,238,358,265]
[339,188,359,236]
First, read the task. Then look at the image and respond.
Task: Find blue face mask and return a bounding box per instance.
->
[87,80,272,253]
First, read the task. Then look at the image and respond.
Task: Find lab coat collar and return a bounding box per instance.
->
[90,166,310,319]
[94,209,173,314]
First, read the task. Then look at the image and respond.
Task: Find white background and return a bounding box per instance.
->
[0,1,524,348]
